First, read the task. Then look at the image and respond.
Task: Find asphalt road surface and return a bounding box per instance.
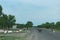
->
[27,28,60,40]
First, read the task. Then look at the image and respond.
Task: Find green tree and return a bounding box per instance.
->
[43,22,50,28]
[0,14,16,29]
[0,5,2,16]
[37,24,45,28]
[0,5,16,29]
[25,21,33,30]
[50,22,55,29]
[37,22,55,29]
[55,22,60,30]
[7,15,16,28]
[0,5,7,29]
[17,24,25,29]
[0,14,8,29]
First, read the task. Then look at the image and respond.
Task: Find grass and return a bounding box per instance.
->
[0,32,27,40]
[54,29,60,32]
[0,29,28,40]
[0,36,26,40]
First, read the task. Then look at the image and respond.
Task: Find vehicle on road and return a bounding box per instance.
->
[37,29,42,32]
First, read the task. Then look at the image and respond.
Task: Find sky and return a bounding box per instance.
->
[0,0,60,26]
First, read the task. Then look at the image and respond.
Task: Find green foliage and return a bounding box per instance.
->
[17,24,25,29]
[0,5,2,12]
[37,22,55,29]
[16,21,33,29]
[7,15,16,28]
[0,5,16,29]
[0,5,2,16]
[37,24,45,28]
[0,14,8,29]
[44,22,50,28]
[25,21,33,29]
[0,14,16,29]
[55,22,60,30]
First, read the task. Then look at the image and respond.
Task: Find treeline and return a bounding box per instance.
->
[0,5,33,29]
[0,5,60,30]
[17,21,33,29]
[37,22,60,30]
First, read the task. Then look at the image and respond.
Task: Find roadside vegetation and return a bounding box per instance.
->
[0,5,60,31]
[37,22,60,30]
[0,5,60,40]
[0,5,33,29]
[0,5,33,40]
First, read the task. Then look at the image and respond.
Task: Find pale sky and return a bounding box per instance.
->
[0,0,60,26]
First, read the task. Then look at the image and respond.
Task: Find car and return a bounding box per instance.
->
[37,29,42,32]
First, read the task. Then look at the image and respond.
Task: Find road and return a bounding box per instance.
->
[27,28,60,40]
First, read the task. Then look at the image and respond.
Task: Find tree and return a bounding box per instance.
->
[55,22,60,30]
[0,5,3,16]
[25,21,33,29]
[7,15,16,28]
[17,24,25,29]
[50,22,55,29]
[0,5,16,29]
[37,24,45,28]
[37,22,54,29]
[0,14,16,29]
[0,14,7,29]
[0,5,5,29]
[43,22,50,28]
